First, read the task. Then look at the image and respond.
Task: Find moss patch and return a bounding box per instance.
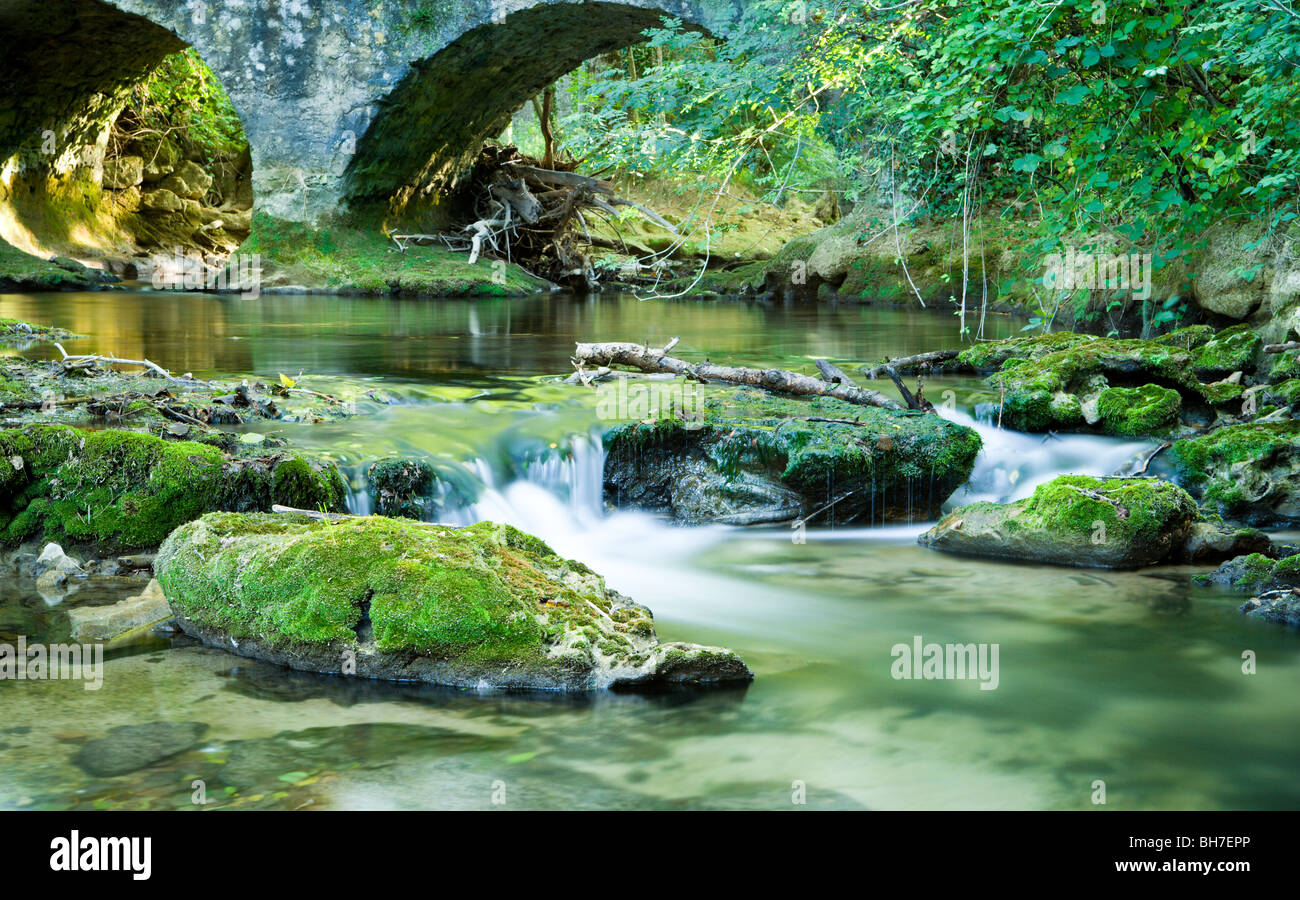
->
[0,424,345,551]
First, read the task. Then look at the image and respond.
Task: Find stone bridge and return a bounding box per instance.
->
[0,0,739,226]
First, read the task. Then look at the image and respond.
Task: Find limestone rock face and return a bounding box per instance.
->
[1164,422,1300,526]
[156,513,753,692]
[140,188,182,214]
[102,155,143,189]
[919,475,1201,569]
[159,160,213,200]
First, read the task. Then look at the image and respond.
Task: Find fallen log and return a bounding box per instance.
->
[814,359,859,387]
[1264,341,1300,354]
[863,348,960,378]
[574,340,904,411]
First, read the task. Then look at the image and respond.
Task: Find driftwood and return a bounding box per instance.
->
[413,146,679,290]
[574,339,904,410]
[814,359,859,387]
[862,348,960,378]
[1265,341,1300,353]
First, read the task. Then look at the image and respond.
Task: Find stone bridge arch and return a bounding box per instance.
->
[1,0,738,232]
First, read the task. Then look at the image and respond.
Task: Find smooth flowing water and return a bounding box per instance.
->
[1,291,1297,811]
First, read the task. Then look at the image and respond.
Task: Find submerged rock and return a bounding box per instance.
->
[918,475,1200,569]
[72,721,207,777]
[0,424,347,551]
[156,513,752,691]
[67,579,172,642]
[1180,522,1275,565]
[1164,421,1300,526]
[603,388,982,525]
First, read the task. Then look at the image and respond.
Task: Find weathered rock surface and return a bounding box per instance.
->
[1241,590,1300,628]
[603,388,982,526]
[67,578,172,641]
[1164,421,1300,526]
[1196,553,1300,593]
[156,513,752,692]
[367,457,437,520]
[918,475,1201,569]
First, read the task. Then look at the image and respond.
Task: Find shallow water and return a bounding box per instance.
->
[1,291,1297,811]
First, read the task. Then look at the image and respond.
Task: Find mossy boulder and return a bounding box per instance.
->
[367,457,437,520]
[958,331,1237,435]
[918,475,1200,569]
[156,513,752,691]
[0,425,346,551]
[1192,324,1262,379]
[1096,384,1182,437]
[1196,553,1300,593]
[603,387,982,525]
[1165,422,1300,525]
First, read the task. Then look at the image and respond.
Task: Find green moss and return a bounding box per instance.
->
[604,386,982,523]
[1150,325,1216,350]
[243,213,551,297]
[157,513,622,665]
[1096,384,1182,437]
[1023,475,1199,548]
[1168,421,1300,516]
[0,238,107,292]
[0,425,345,550]
[1269,350,1300,381]
[1265,379,1300,406]
[1193,324,1262,377]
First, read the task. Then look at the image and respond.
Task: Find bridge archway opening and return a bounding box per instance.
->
[345,1,711,227]
[0,0,253,280]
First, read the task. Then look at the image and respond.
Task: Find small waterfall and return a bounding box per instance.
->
[938,408,1155,506]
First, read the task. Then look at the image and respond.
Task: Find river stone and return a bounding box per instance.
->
[156,512,752,691]
[1180,522,1275,565]
[918,475,1201,569]
[603,387,982,526]
[72,721,208,777]
[1196,553,1300,593]
[1241,590,1300,628]
[67,579,172,641]
[956,332,1226,434]
[102,155,143,189]
[367,457,437,520]
[1164,421,1300,526]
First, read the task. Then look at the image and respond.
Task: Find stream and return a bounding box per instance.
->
[1,291,1298,811]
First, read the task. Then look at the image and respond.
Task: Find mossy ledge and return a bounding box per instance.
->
[602,387,983,525]
[1164,421,1300,526]
[156,513,753,692]
[0,425,346,552]
[918,475,1201,569]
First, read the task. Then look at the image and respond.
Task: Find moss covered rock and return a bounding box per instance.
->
[603,387,982,525]
[958,331,1238,435]
[0,425,346,551]
[1192,323,1262,379]
[918,475,1200,569]
[156,513,752,691]
[367,457,437,520]
[1096,384,1182,437]
[1165,422,1300,525]
[1196,552,1300,593]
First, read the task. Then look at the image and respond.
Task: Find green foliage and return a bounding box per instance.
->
[124,48,245,161]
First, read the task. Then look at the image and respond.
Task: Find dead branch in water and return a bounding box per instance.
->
[862,348,960,378]
[574,339,905,411]
[53,343,213,387]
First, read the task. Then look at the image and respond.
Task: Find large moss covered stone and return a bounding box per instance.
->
[156,513,752,691]
[957,331,1234,435]
[918,475,1200,569]
[603,387,983,525]
[0,425,346,550]
[1165,421,1300,525]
